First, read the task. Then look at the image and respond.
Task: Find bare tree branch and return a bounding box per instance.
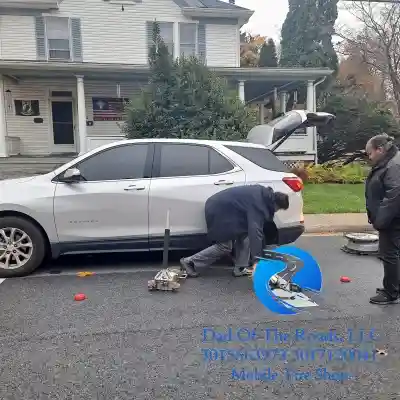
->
[335,1,400,113]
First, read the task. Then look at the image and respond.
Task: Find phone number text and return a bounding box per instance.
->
[201,347,377,362]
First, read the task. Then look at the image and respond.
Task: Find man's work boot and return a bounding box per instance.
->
[370,289,400,305]
[232,266,253,277]
[180,258,199,278]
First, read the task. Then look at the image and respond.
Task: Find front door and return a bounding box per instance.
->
[51,100,76,153]
[53,143,153,253]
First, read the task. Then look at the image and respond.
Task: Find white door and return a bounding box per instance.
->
[53,143,152,251]
[148,143,246,248]
[50,99,77,153]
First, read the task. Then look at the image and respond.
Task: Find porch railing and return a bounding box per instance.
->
[6,136,21,156]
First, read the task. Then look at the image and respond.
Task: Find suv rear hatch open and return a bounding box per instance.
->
[246,110,335,152]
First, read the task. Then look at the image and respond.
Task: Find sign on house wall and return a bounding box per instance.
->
[14,100,40,116]
[92,97,129,121]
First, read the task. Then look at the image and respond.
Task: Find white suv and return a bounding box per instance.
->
[0,110,334,277]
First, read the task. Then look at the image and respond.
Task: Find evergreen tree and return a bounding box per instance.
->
[259,38,278,67]
[279,0,339,102]
[280,0,338,71]
[123,22,180,138]
[123,22,258,140]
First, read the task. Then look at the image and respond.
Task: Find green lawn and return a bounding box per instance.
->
[303,183,366,214]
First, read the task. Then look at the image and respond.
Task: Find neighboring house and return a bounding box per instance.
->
[0,0,333,162]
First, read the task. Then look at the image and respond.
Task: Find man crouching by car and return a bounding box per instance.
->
[365,134,400,305]
[180,184,289,278]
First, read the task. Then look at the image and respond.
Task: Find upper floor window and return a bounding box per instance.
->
[179,23,197,57]
[35,16,83,62]
[147,21,174,57]
[46,17,70,60]
[146,21,205,63]
[159,22,174,56]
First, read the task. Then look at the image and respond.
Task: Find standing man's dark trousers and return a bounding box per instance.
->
[378,229,400,299]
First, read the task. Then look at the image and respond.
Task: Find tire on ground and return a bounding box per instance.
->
[0,216,46,278]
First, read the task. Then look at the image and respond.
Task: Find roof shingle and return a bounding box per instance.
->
[182,0,251,11]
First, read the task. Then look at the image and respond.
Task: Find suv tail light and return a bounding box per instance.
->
[283,177,303,192]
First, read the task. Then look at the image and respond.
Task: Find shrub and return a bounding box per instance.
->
[290,165,309,182]
[290,162,368,184]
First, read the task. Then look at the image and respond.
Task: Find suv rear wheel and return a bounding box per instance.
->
[0,216,46,278]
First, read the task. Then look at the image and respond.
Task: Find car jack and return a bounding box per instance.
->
[147,267,187,292]
[147,209,189,292]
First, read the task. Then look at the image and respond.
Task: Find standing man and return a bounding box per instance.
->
[365,134,400,305]
[180,184,289,278]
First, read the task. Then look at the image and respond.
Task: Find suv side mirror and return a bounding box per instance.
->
[60,167,82,183]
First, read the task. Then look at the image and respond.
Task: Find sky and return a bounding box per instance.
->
[231,0,359,42]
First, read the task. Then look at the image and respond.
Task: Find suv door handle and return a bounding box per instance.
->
[214,180,234,186]
[124,185,145,191]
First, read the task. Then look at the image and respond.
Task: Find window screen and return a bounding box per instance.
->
[46,17,70,60]
[180,23,197,57]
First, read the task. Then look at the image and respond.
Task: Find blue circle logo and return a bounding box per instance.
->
[253,246,323,315]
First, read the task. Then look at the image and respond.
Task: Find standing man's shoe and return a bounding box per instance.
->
[180,258,199,278]
[370,289,400,304]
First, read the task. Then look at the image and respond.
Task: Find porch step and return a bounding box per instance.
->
[0,155,75,180]
[0,155,76,164]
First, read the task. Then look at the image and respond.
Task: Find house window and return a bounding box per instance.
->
[158,22,174,57]
[46,17,71,60]
[180,23,197,57]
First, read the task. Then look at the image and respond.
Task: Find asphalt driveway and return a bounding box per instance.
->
[0,236,399,400]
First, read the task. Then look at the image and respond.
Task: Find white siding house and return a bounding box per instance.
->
[0,0,333,160]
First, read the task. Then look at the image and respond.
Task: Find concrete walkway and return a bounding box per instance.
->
[304,213,374,233]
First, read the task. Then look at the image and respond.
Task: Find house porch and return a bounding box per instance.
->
[0,61,333,163]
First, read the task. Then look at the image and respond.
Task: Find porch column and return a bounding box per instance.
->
[0,75,7,158]
[272,87,278,117]
[306,80,314,112]
[76,75,87,155]
[279,91,287,114]
[173,22,180,60]
[238,80,245,102]
[259,103,265,124]
[306,79,318,163]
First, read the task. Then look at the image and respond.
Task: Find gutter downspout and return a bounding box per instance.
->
[312,76,327,165]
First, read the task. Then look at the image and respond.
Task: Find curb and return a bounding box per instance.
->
[304,225,376,234]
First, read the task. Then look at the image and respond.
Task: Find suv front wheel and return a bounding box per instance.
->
[0,216,46,278]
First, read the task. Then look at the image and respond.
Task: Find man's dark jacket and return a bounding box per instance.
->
[365,145,400,231]
[204,184,276,259]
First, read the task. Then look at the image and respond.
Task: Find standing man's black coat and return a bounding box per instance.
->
[204,184,276,260]
[365,145,400,231]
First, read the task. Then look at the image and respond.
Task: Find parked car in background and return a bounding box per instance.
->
[0,110,334,277]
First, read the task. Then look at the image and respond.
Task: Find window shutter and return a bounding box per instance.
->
[35,16,46,60]
[198,23,206,64]
[147,20,154,58]
[70,18,83,62]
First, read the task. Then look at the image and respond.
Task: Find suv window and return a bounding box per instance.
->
[225,145,289,173]
[76,144,149,181]
[209,148,235,174]
[158,144,234,177]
